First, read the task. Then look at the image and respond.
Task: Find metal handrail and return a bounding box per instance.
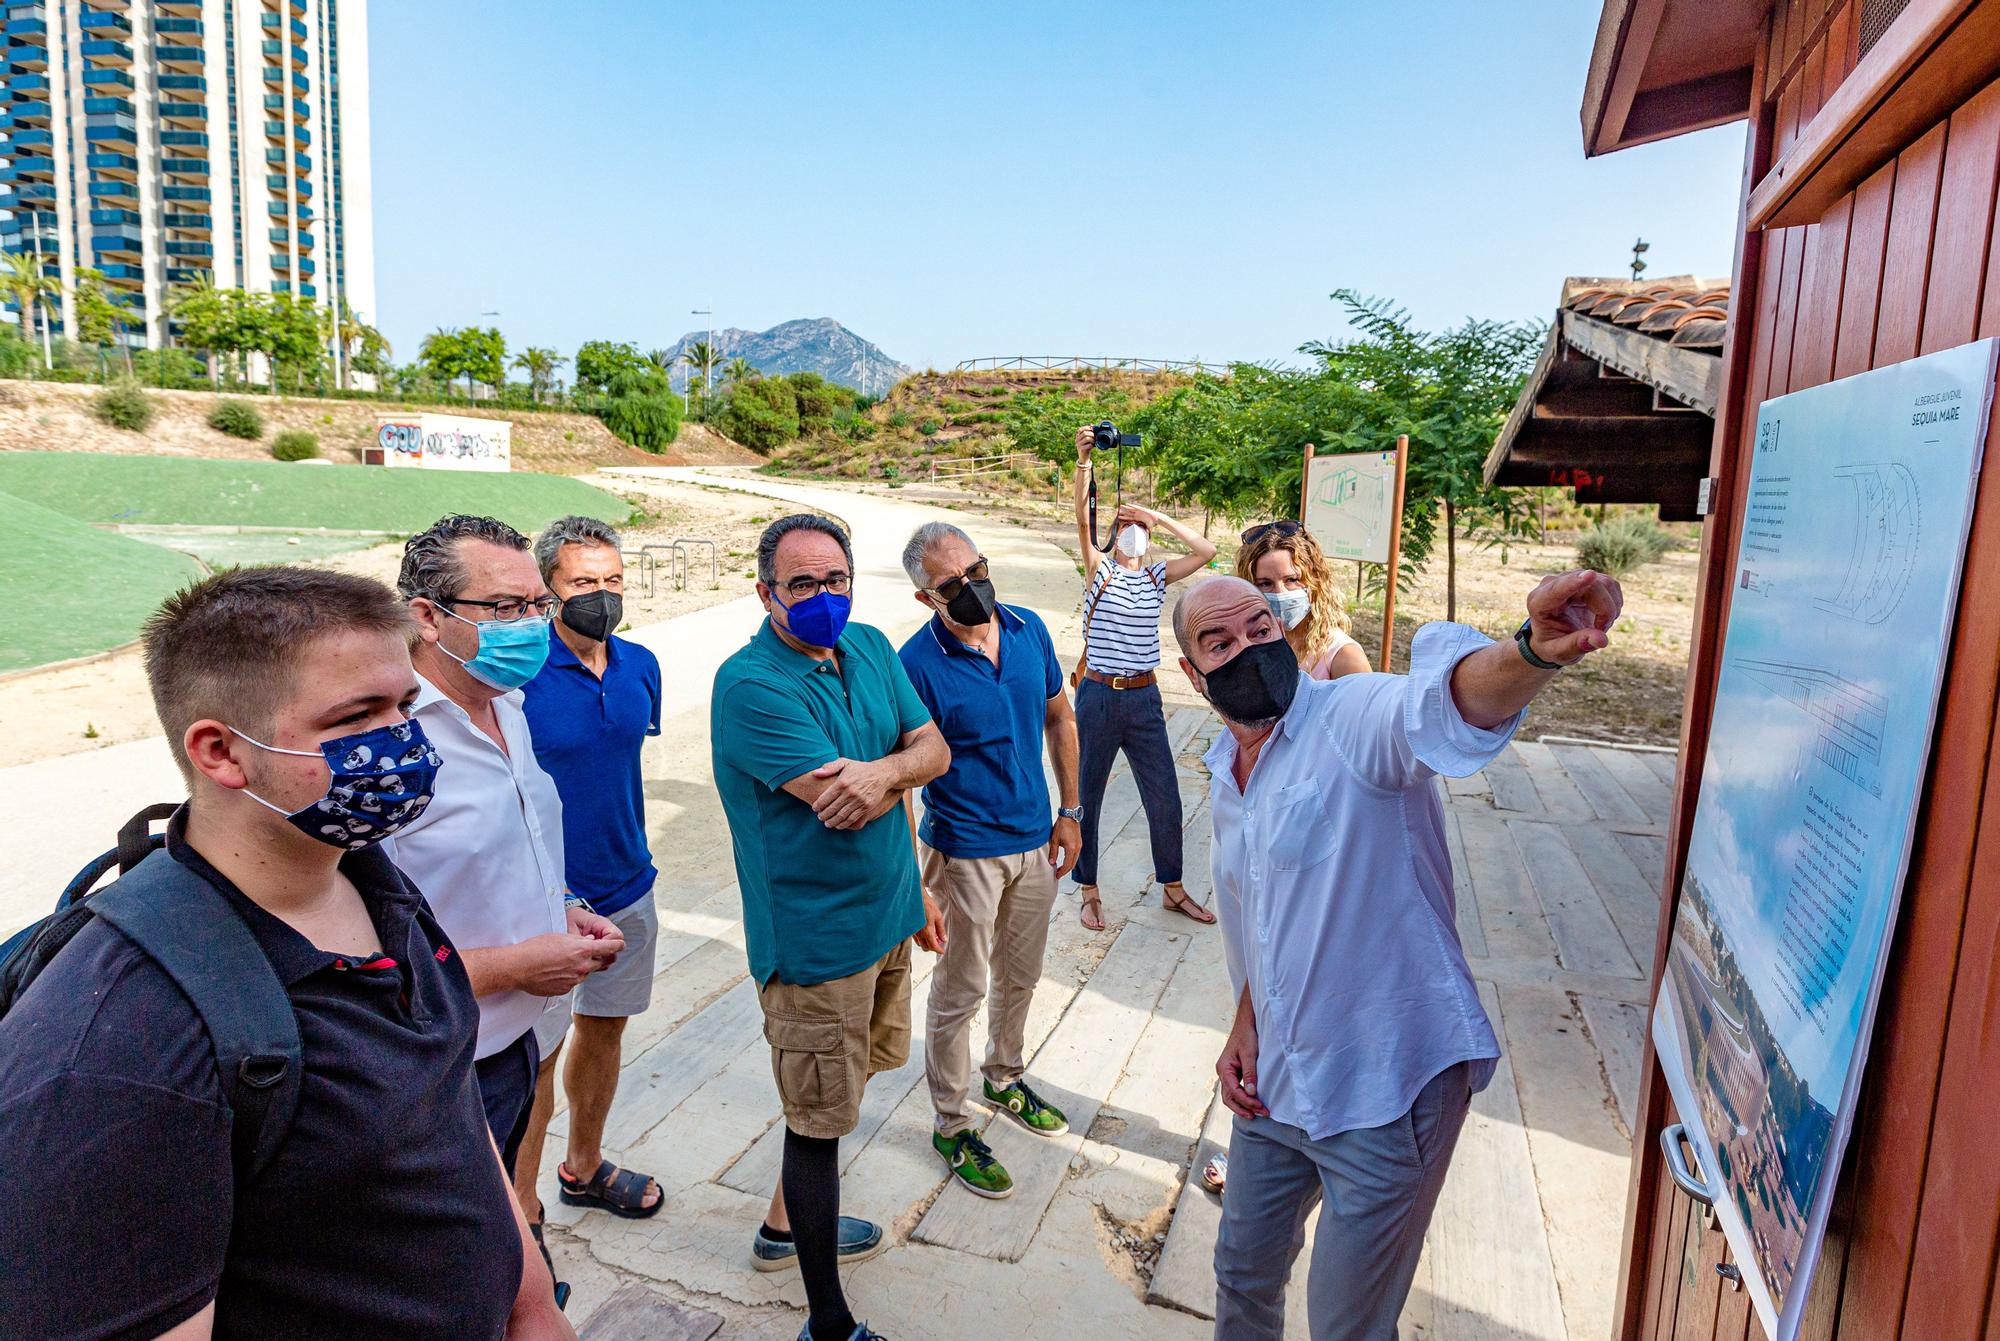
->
[620,549,654,599]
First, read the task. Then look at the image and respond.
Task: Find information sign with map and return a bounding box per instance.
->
[1302,448,1399,563]
[1652,338,1998,1339]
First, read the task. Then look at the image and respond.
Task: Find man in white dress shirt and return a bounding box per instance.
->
[383,515,626,1207]
[1173,570,1621,1340]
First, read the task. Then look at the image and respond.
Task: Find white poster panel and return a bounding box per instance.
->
[1302,449,1398,563]
[374,414,512,472]
[1652,338,1997,1338]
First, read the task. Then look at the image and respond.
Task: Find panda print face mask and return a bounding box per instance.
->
[229,719,444,850]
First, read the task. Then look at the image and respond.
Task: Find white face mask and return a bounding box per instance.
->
[1116,524,1149,558]
[1265,588,1312,630]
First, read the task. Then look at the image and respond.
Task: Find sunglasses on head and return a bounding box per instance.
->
[1241,519,1304,545]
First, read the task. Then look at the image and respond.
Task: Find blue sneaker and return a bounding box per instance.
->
[794,1326,888,1341]
[752,1216,886,1273]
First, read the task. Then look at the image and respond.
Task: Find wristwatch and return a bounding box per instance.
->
[1514,619,1565,671]
[1057,805,1084,822]
[563,894,593,912]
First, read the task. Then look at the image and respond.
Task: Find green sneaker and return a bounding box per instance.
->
[984,1078,1070,1136]
[933,1129,1014,1199]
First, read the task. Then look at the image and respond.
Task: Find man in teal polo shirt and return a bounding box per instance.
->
[897,521,1082,1204]
[711,513,949,1341]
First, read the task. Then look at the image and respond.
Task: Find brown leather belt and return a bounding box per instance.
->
[1082,669,1156,690]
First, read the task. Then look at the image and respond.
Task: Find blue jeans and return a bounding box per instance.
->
[1073,678,1182,887]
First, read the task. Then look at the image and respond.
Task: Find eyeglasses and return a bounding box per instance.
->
[779,572,853,600]
[922,558,990,603]
[444,595,558,623]
[1241,519,1304,545]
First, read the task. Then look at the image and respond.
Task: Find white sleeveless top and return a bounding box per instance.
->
[1083,558,1168,674]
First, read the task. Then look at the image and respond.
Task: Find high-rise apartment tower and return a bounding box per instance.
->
[0,0,374,359]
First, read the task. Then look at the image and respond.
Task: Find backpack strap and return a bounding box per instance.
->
[91,851,302,1184]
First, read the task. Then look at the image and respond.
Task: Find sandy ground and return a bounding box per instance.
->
[0,475,777,769]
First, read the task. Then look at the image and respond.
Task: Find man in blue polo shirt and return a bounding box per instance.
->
[712,513,950,1341]
[517,516,665,1232]
[897,521,1082,1202]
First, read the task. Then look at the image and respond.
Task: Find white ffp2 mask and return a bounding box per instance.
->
[1116,524,1149,558]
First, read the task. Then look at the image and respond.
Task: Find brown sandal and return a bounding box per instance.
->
[1078,886,1106,932]
[1162,883,1216,925]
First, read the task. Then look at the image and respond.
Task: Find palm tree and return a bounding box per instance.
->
[1,251,58,372]
[511,346,567,405]
[722,355,758,387]
[679,340,721,419]
[334,299,387,391]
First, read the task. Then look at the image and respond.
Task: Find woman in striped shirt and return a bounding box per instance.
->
[1070,425,1219,931]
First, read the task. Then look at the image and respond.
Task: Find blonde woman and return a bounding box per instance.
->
[1235,520,1370,680]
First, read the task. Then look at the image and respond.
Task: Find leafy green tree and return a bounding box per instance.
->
[718,375,800,453]
[599,376,685,453]
[460,325,506,398]
[71,268,135,379]
[1,251,57,372]
[574,339,650,396]
[420,327,471,398]
[1005,385,1141,466]
[512,346,567,405]
[787,372,847,436]
[164,274,225,384]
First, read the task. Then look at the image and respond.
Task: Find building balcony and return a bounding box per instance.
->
[154,16,201,37]
[83,95,134,116]
[271,250,289,270]
[156,0,200,14]
[160,158,208,180]
[297,256,315,276]
[260,13,308,41]
[269,278,291,293]
[89,207,141,226]
[294,152,310,173]
[84,152,136,177]
[80,39,132,66]
[11,99,49,125]
[161,184,210,204]
[164,239,211,258]
[153,44,204,71]
[292,96,310,119]
[162,212,209,232]
[82,67,135,93]
[297,231,314,253]
[296,202,314,221]
[9,44,48,73]
[4,17,49,39]
[288,0,305,17]
[262,65,282,88]
[97,262,144,284]
[85,125,138,152]
[291,71,308,95]
[263,146,285,166]
[14,155,54,179]
[160,130,207,149]
[90,234,144,258]
[298,283,315,298]
[86,180,138,204]
[156,74,205,94]
[0,182,56,206]
[165,266,204,284]
[9,73,47,95]
[88,0,132,10]
[8,126,53,149]
[158,101,206,123]
[79,11,132,37]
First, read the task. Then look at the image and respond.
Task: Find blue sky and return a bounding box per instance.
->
[369,1,1748,374]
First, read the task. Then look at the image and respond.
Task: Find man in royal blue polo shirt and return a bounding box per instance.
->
[517,516,666,1227]
[898,521,1083,1202]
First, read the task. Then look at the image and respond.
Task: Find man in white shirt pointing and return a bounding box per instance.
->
[1173,569,1621,1341]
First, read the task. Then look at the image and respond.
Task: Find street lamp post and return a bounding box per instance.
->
[477,310,500,402]
[691,307,712,419]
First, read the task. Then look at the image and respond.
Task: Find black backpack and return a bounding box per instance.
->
[0,804,302,1181]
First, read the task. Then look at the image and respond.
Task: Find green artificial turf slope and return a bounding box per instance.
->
[0,489,206,671]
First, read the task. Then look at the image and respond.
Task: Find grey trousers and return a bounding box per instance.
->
[1212,1061,1474,1341]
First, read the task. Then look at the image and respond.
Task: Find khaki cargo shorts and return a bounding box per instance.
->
[759,941,913,1140]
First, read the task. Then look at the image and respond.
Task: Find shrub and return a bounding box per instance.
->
[92,380,154,432]
[788,372,847,436]
[918,417,942,435]
[719,377,801,453]
[598,386,685,453]
[271,428,320,461]
[1575,514,1673,577]
[888,409,911,430]
[208,397,266,440]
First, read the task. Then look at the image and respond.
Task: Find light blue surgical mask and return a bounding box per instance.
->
[1265,589,1312,631]
[439,606,552,690]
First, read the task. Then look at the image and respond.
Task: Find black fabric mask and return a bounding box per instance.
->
[1200,636,1300,726]
[943,578,998,627]
[559,589,622,642]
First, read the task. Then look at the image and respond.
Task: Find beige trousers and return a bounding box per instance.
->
[922,845,1058,1136]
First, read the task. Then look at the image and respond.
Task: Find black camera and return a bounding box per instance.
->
[1092,421,1141,453]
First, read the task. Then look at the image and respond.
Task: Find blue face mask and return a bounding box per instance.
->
[232,719,444,850]
[773,588,852,649]
[439,606,552,690]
